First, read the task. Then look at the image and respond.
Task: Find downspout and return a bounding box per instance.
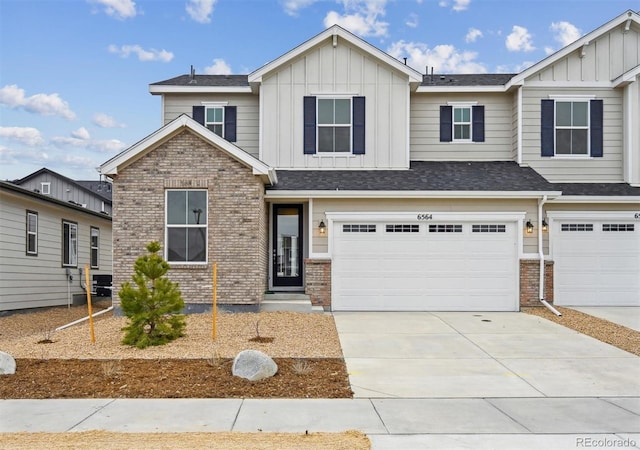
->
[538,195,561,316]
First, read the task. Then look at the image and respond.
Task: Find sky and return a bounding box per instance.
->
[1,0,638,181]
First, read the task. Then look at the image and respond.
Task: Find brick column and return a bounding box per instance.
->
[519,259,554,308]
[304,259,331,308]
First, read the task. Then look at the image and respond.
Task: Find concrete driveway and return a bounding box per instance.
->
[333,311,640,398]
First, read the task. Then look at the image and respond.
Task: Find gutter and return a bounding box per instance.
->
[538,195,561,316]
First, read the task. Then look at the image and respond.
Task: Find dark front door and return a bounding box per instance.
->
[272,204,303,287]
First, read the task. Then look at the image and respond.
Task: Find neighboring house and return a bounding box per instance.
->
[0,179,113,312]
[13,167,113,216]
[100,10,640,312]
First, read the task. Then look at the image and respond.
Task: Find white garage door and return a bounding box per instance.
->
[553,220,640,306]
[332,221,519,311]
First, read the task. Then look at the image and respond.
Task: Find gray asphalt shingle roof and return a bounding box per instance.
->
[420,73,516,87]
[150,74,249,87]
[551,183,640,196]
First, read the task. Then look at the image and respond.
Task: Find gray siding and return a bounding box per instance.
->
[520,87,624,182]
[0,188,112,311]
[163,93,259,159]
[410,92,514,161]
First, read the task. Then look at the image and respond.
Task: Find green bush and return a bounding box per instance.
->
[119,241,186,348]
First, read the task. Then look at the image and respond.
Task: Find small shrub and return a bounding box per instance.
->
[292,358,312,375]
[37,323,54,344]
[119,241,186,349]
[101,360,121,377]
[206,349,225,368]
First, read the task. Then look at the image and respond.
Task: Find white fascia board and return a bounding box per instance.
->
[149,85,252,94]
[508,10,639,88]
[326,211,526,222]
[547,196,640,204]
[265,190,562,199]
[415,85,507,93]
[613,65,640,88]
[547,211,640,220]
[525,81,613,88]
[248,25,422,84]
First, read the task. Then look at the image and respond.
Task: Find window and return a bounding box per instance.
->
[90,227,99,268]
[205,106,224,137]
[439,105,485,142]
[541,99,603,157]
[62,220,78,267]
[41,182,50,195]
[318,98,351,153]
[429,224,463,233]
[472,224,506,233]
[555,101,588,155]
[166,190,207,263]
[26,211,38,255]
[603,224,634,232]
[386,224,419,233]
[561,224,593,232]
[303,96,365,155]
[343,224,376,233]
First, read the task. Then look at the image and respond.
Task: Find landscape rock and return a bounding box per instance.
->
[0,351,16,375]
[232,349,278,381]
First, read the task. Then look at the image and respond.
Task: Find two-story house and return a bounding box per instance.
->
[99,10,640,312]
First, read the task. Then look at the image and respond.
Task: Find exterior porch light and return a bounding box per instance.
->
[542,218,548,232]
[526,220,534,234]
[319,220,327,235]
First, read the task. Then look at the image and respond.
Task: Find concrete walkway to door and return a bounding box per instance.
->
[333,311,640,399]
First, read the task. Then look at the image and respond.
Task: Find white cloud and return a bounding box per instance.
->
[465,28,482,43]
[387,40,486,74]
[71,127,91,140]
[203,58,232,75]
[544,46,555,56]
[0,126,45,146]
[439,0,471,11]
[324,0,389,38]
[0,145,50,166]
[108,44,174,62]
[550,21,581,47]
[186,0,217,24]
[93,113,125,128]
[282,0,318,16]
[88,0,137,20]
[0,84,76,120]
[51,135,126,153]
[506,25,535,52]
[406,13,418,28]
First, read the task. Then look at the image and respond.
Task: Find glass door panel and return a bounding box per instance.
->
[273,204,303,287]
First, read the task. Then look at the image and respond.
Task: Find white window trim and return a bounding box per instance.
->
[447,101,478,143]
[316,96,353,155]
[41,182,50,195]
[27,211,37,255]
[164,189,208,265]
[203,105,225,138]
[553,99,591,157]
[62,220,78,267]
[90,227,100,269]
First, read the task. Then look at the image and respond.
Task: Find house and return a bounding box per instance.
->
[99,10,640,312]
[0,175,113,312]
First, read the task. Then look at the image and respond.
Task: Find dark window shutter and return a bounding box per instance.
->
[352,96,366,154]
[224,106,237,142]
[192,106,205,126]
[541,99,555,157]
[440,106,452,142]
[590,99,603,157]
[303,96,316,155]
[472,105,485,142]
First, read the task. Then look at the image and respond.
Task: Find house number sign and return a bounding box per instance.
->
[417,214,433,220]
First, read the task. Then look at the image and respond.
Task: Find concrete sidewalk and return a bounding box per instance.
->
[1,397,639,449]
[570,307,640,331]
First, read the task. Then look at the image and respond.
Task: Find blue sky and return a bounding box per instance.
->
[1,0,637,181]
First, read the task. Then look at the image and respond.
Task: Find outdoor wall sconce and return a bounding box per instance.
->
[319,220,327,235]
[542,219,548,232]
[526,220,534,234]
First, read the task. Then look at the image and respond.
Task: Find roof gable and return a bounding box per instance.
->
[99,115,276,184]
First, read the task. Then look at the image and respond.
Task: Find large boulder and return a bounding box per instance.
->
[0,351,16,375]
[232,350,278,381]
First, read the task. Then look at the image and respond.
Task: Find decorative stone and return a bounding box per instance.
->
[232,350,278,381]
[0,351,16,375]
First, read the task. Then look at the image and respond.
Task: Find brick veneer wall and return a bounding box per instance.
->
[305,259,331,308]
[112,130,268,306]
[519,259,554,307]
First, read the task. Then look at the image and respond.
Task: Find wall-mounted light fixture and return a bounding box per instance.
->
[542,219,548,232]
[319,220,326,235]
[526,220,534,234]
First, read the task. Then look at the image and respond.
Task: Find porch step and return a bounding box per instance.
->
[261,293,324,313]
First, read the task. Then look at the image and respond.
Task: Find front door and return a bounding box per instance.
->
[272,204,303,287]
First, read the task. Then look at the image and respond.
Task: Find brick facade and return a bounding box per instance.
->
[112,130,268,307]
[519,259,554,307]
[304,259,332,308]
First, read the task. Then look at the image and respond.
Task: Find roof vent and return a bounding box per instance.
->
[189,65,197,84]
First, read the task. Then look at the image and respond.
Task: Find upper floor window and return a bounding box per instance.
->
[439,104,485,143]
[205,106,224,137]
[62,220,78,267]
[41,182,50,195]
[90,227,100,269]
[304,96,365,155]
[541,98,603,158]
[26,211,38,256]
[192,105,237,142]
[166,190,207,263]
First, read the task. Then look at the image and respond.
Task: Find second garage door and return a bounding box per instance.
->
[332,220,519,311]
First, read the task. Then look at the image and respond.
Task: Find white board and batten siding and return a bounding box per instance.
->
[549,212,640,307]
[260,39,410,169]
[327,212,523,312]
[0,187,112,311]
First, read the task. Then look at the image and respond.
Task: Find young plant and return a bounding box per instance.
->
[119,241,186,349]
